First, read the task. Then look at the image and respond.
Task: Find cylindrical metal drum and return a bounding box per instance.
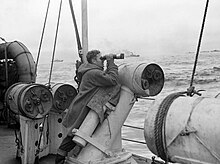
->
[118,63,164,97]
[5,83,53,119]
[144,93,220,164]
[51,83,77,112]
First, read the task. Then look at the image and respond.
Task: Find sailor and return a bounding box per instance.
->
[55,50,120,164]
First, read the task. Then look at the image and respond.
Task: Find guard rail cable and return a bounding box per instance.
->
[122,124,146,145]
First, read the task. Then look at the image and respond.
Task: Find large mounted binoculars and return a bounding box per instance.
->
[100,53,124,60]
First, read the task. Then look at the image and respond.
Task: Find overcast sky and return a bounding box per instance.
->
[0,0,220,63]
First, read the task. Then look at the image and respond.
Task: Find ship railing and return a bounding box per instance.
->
[122,124,146,144]
[121,97,155,145]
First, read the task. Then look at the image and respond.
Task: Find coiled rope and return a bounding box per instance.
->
[154,92,186,162]
[154,1,210,160]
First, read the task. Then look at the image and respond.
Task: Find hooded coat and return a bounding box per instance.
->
[62,59,119,128]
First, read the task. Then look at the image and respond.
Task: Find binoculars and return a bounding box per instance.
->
[100,53,124,60]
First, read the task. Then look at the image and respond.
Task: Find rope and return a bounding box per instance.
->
[0,37,6,43]
[48,0,63,87]
[14,129,23,158]
[35,0,51,75]
[68,0,84,87]
[189,0,210,88]
[154,92,186,162]
[69,0,83,59]
[34,115,47,164]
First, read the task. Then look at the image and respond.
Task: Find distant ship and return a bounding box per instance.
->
[1,1,219,164]
[127,53,140,57]
[124,51,140,58]
[187,49,220,54]
[53,59,63,62]
[211,49,220,52]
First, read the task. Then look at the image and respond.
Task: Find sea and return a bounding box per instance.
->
[36,51,220,159]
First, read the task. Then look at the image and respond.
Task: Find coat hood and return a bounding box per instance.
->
[78,63,103,75]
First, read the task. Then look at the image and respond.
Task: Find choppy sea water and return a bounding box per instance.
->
[36,52,220,159]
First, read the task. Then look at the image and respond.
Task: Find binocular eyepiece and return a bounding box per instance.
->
[100,53,124,60]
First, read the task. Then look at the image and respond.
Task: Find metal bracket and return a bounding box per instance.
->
[72,129,113,157]
[180,126,197,136]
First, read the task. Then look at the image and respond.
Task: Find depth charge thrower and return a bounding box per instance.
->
[66,62,164,164]
[4,62,164,164]
[4,82,77,164]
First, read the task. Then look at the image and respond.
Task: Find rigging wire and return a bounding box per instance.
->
[189,0,210,89]
[35,0,51,75]
[69,0,83,59]
[68,0,84,87]
[0,37,6,43]
[48,0,63,88]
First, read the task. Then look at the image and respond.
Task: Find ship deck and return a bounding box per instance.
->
[0,124,162,164]
[0,124,54,164]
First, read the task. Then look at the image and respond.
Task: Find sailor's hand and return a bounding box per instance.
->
[75,60,82,69]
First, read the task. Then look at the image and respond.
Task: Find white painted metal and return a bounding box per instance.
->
[118,63,149,97]
[68,86,137,163]
[81,0,88,63]
[144,96,220,164]
[118,63,164,97]
[19,116,49,164]
[72,110,99,147]
[48,111,68,154]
